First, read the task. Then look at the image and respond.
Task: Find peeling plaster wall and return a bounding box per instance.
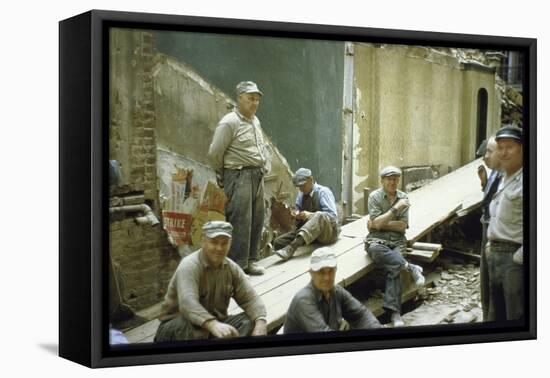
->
[153,54,297,205]
[352,44,498,214]
[155,31,345,200]
[153,54,299,256]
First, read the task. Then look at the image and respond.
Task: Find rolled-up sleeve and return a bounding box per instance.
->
[318,188,338,219]
[176,264,215,327]
[368,193,383,220]
[232,265,267,321]
[207,122,234,174]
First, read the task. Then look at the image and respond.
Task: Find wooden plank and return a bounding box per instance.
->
[228,237,363,314]
[411,242,442,251]
[341,159,485,240]
[125,319,159,344]
[404,249,440,263]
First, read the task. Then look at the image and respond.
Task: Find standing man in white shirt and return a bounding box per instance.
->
[486,125,524,321]
[208,81,269,275]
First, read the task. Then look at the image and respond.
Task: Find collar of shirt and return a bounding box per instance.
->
[308,182,320,197]
[234,108,255,123]
[309,281,335,303]
[504,167,523,183]
[382,189,406,200]
[198,249,229,269]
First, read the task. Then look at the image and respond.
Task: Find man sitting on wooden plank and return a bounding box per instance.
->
[364,166,425,327]
[154,221,267,342]
[274,168,340,261]
[283,247,382,333]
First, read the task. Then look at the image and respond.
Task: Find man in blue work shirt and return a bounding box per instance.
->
[274,168,340,261]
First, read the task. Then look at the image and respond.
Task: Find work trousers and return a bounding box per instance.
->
[486,241,524,322]
[154,312,254,342]
[274,212,339,249]
[366,241,407,313]
[480,220,490,321]
[223,167,265,269]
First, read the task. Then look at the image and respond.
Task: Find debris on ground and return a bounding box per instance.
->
[403,260,483,326]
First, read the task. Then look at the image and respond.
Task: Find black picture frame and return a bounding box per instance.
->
[59,9,536,368]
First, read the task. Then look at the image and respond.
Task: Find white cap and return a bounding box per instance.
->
[310,247,337,272]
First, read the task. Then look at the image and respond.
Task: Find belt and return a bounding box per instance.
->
[240,166,262,170]
[490,240,522,249]
[364,237,398,249]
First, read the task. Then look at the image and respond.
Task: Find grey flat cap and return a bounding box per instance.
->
[236,81,263,96]
[292,167,312,186]
[310,247,338,272]
[496,125,523,144]
[380,166,402,177]
[202,221,233,238]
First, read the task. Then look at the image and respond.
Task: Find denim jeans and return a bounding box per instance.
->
[154,312,254,342]
[223,167,265,269]
[366,241,407,313]
[486,241,524,321]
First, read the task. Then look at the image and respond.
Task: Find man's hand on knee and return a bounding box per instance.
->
[204,319,239,339]
[296,210,314,221]
[251,318,267,336]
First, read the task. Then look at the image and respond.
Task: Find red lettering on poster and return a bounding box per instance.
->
[162,211,192,246]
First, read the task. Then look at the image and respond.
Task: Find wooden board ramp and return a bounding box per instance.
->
[124,159,484,344]
[341,158,485,242]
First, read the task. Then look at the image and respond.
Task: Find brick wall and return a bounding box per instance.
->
[109,29,179,312]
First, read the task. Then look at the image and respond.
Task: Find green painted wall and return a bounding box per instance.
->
[155,31,345,199]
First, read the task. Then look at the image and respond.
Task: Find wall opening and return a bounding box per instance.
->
[476,88,488,153]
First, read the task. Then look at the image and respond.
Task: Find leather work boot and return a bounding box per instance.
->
[244,262,265,276]
[391,311,405,328]
[408,263,425,287]
[274,245,296,261]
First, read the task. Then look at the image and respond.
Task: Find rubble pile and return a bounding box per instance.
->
[404,262,483,326]
[496,76,523,126]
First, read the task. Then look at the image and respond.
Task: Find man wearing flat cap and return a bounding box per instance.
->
[476,135,503,321]
[154,221,267,342]
[283,247,381,333]
[486,124,524,321]
[364,166,425,327]
[208,81,269,275]
[274,168,340,261]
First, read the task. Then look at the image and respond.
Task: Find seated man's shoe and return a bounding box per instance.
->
[391,312,405,327]
[408,263,425,287]
[244,262,265,276]
[274,245,296,261]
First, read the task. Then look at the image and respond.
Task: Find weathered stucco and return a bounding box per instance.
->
[153,54,297,205]
[351,44,498,214]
